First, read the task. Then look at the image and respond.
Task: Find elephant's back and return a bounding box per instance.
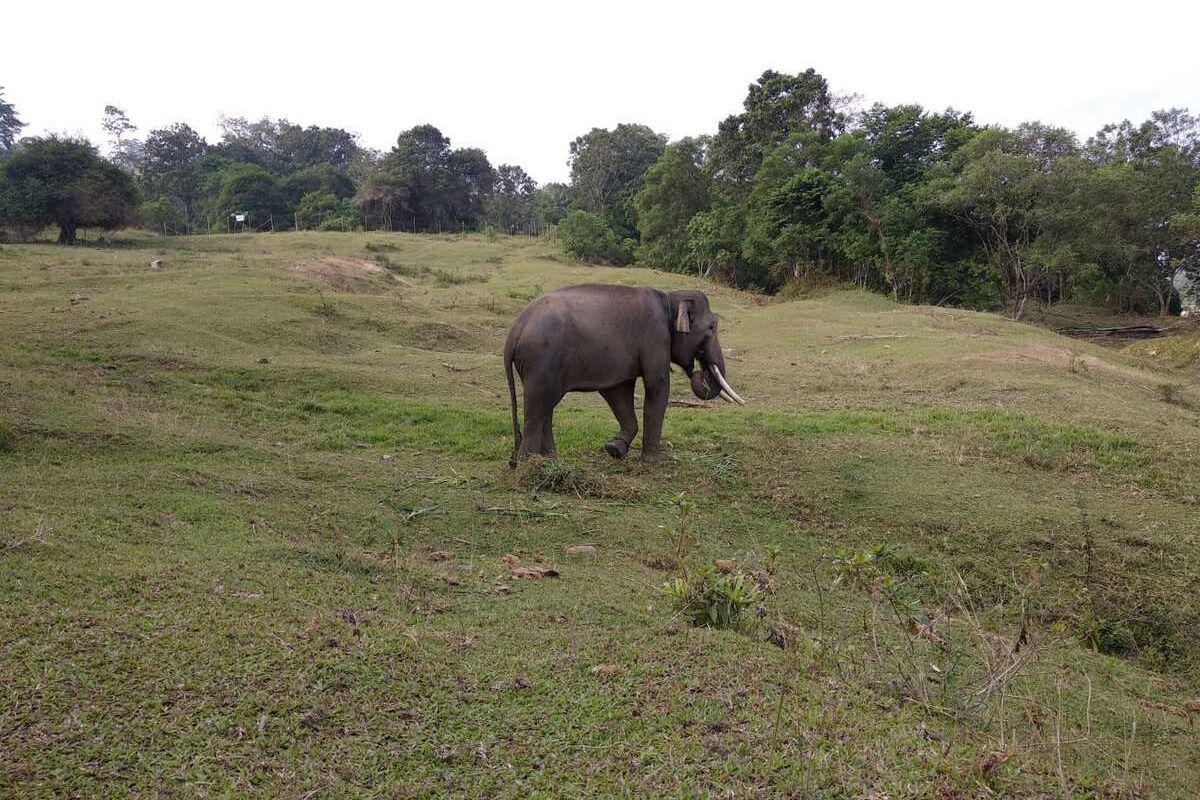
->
[544,283,663,321]
[507,284,668,383]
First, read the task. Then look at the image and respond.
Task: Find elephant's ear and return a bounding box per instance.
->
[675,299,692,333]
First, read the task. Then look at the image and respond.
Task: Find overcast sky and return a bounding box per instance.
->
[3,0,1197,184]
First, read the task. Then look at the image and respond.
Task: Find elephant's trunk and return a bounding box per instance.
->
[689,368,723,400]
[685,328,744,403]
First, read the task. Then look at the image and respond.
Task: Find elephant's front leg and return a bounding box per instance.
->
[600,380,638,458]
[640,371,670,461]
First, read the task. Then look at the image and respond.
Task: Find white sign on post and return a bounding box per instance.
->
[234,214,246,223]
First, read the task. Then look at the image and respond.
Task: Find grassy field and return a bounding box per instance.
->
[2,231,1199,798]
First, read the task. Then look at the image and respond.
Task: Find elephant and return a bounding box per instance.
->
[504,283,746,465]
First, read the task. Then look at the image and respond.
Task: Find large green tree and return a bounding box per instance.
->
[934,128,1054,318]
[533,182,570,226]
[567,123,666,240]
[142,123,209,231]
[101,105,144,176]
[634,138,712,272]
[710,69,841,190]
[216,116,360,174]
[211,163,289,229]
[0,137,138,243]
[487,164,537,231]
[1080,111,1200,313]
[283,163,356,206]
[359,124,497,231]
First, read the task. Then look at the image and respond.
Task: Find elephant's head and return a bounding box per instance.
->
[668,291,746,405]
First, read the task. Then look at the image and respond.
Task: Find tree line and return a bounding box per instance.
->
[3,71,1199,315]
[0,93,569,243]
[559,70,1200,317]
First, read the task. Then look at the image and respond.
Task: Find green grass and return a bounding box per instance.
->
[2,230,1199,798]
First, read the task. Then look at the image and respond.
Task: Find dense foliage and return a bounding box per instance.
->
[0,102,560,239]
[0,87,24,155]
[567,71,1200,316]
[2,71,1197,314]
[0,137,138,243]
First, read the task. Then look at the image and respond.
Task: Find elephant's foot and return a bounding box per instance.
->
[640,446,670,463]
[603,438,630,459]
[515,444,556,463]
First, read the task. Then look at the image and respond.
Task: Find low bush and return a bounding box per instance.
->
[662,564,765,629]
[560,210,633,265]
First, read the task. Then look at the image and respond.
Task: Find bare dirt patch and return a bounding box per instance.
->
[288,257,390,294]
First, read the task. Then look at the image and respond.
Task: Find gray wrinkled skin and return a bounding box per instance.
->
[504,283,729,465]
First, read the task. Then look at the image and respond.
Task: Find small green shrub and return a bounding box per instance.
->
[430,268,486,286]
[668,491,695,567]
[777,272,841,300]
[662,564,765,629]
[508,285,543,302]
[0,419,14,452]
[317,215,358,232]
[381,259,430,279]
[140,198,186,233]
[559,210,633,265]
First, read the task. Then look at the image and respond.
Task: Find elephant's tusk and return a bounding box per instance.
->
[709,365,746,405]
[719,389,736,404]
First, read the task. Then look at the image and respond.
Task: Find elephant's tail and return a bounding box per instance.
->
[505,343,521,468]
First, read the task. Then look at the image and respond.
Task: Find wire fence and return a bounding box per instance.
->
[152,211,559,240]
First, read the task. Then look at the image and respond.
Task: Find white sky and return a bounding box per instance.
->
[3,0,1197,185]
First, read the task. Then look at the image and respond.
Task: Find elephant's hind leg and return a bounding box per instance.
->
[600,380,638,458]
[519,379,563,459]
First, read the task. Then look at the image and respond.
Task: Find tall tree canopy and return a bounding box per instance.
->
[0,137,138,243]
[141,123,209,231]
[359,124,499,231]
[567,123,666,240]
[602,66,1200,317]
[101,105,143,174]
[634,137,712,272]
[710,69,841,189]
[0,87,24,154]
[216,116,360,174]
[487,164,537,231]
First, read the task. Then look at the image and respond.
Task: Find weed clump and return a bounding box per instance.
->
[508,285,543,302]
[374,253,429,279]
[657,493,769,630]
[0,419,14,452]
[431,268,486,287]
[523,458,597,496]
[313,298,338,319]
[662,564,765,629]
[516,457,643,501]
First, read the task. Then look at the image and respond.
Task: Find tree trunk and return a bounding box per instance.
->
[57,223,77,245]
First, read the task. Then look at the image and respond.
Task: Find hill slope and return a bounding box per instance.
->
[2,232,1199,798]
